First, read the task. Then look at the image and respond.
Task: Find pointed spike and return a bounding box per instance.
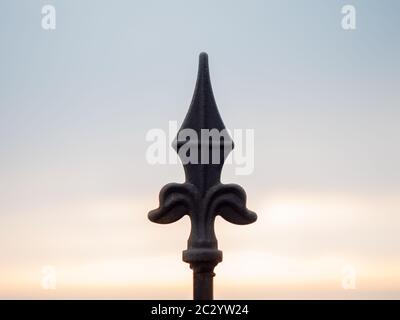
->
[172,53,234,192]
[197,52,210,86]
[177,53,228,135]
[199,52,208,66]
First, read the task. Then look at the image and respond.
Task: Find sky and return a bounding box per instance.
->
[0,0,399,299]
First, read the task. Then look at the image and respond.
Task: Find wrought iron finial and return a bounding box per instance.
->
[148,52,257,300]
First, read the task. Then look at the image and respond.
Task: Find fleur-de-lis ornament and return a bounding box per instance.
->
[149,53,257,300]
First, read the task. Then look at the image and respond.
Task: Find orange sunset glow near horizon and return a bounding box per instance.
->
[1,192,400,299]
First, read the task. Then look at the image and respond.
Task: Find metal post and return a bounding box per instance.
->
[148,52,257,300]
[193,266,214,300]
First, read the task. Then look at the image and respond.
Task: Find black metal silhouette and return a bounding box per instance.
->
[148,52,257,300]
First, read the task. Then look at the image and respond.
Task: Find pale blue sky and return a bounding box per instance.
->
[1,1,399,200]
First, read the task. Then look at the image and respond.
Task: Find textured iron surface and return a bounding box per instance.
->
[148,53,257,300]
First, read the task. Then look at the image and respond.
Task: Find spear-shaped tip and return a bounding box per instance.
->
[175,52,228,145]
[195,52,212,101]
[198,51,209,78]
